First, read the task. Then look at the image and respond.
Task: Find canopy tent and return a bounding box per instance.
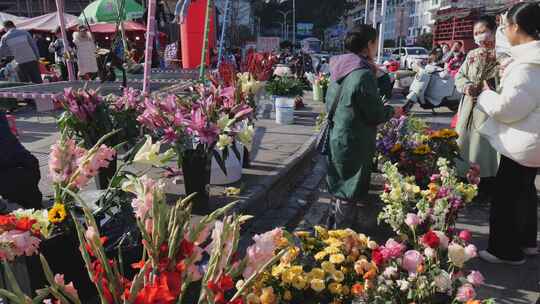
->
[68,21,146,33]
[81,0,144,23]
[0,12,29,31]
[15,12,79,32]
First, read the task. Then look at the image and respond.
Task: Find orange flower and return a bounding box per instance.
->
[363,269,377,280]
[351,283,364,296]
[390,143,402,154]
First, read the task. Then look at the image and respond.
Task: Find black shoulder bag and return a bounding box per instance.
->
[316,84,344,155]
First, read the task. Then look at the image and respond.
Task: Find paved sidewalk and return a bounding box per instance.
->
[14,93,324,216]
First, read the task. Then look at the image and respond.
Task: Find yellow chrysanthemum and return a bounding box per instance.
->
[329,253,345,264]
[309,268,325,280]
[439,128,458,138]
[272,264,286,277]
[48,203,67,224]
[321,261,336,273]
[413,144,432,155]
[282,270,296,284]
[260,287,277,304]
[294,231,310,238]
[310,279,325,292]
[314,226,328,239]
[281,247,300,264]
[292,275,307,290]
[332,271,345,282]
[289,265,303,275]
[324,246,341,255]
[314,251,328,261]
[328,282,343,295]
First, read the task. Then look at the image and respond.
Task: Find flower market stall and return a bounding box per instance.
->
[0,0,501,303]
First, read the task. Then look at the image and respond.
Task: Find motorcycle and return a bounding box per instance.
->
[403,64,461,113]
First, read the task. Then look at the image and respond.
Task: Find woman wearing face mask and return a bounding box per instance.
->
[326,25,402,228]
[476,2,540,264]
[454,16,500,200]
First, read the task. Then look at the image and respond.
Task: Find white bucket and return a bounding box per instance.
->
[312,84,323,102]
[210,144,244,185]
[275,96,295,125]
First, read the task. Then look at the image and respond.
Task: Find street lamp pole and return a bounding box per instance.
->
[372,0,377,27]
[377,0,387,63]
[292,0,296,49]
[278,10,292,40]
[364,0,370,24]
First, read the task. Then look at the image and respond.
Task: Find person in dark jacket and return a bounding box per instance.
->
[325,25,401,228]
[0,112,42,209]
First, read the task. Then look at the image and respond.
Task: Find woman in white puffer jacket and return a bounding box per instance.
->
[477,2,540,265]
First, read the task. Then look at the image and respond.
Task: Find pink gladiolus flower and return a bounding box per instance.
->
[243,228,283,279]
[459,230,472,242]
[85,226,98,243]
[54,274,79,299]
[456,284,476,302]
[401,250,424,274]
[467,271,485,286]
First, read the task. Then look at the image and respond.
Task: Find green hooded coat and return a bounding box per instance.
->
[326,54,394,201]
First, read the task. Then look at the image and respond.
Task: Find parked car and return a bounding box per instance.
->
[392,47,429,70]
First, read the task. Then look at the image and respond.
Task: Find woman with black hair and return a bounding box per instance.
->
[325,24,401,228]
[454,15,500,199]
[476,2,540,264]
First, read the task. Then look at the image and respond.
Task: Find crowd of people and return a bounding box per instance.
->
[0,21,100,83]
[326,1,539,266]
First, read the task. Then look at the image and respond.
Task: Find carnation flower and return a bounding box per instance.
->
[421,230,440,248]
[402,250,424,274]
[405,213,421,228]
[448,243,471,268]
[456,284,476,302]
[380,239,406,260]
[467,271,485,286]
[459,230,472,242]
[434,271,452,293]
[465,244,478,259]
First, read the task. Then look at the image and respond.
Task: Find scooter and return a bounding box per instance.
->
[403,64,461,113]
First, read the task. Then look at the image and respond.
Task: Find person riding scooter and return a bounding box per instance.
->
[403,60,461,113]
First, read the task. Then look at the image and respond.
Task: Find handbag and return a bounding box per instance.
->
[316,84,344,155]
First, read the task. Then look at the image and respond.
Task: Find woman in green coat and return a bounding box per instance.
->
[454,16,500,195]
[326,25,397,228]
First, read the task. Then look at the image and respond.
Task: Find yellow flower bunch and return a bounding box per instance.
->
[48,203,67,224]
[413,144,432,155]
[430,128,458,139]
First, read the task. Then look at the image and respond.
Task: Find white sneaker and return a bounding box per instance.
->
[479,250,526,265]
[522,247,540,256]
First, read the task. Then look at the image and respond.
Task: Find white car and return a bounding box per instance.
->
[392,47,429,70]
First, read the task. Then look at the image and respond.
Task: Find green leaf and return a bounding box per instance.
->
[1,261,25,299]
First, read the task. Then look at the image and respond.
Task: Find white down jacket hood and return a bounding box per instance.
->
[477,40,540,167]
